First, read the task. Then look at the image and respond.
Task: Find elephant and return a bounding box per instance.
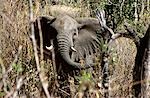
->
[34,14,101,69]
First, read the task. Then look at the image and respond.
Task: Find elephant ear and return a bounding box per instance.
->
[76,17,100,30]
[34,16,57,50]
[71,18,101,62]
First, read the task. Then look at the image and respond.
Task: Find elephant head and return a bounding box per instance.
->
[34,14,101,69]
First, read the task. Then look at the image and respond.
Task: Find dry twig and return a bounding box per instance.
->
[0,45,23,98]
[29,0,51,98]
[12,76,24,98]
[2,45,22,95]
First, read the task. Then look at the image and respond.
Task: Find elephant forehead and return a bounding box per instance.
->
[54,15,78,31]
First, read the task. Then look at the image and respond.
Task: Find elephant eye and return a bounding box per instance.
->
[72,29,77,34]
[73,30,78,40]
[73,32,77,36]
[77,27,81,30]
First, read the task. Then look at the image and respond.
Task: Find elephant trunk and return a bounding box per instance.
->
[57,34,82,69]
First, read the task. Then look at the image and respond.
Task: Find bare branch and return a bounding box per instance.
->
[134,1,138,23]
[147,0,150,12]
[58,88,70,96]
[120,0,125,16]
[96,9,111,98]
[124,23,140,47]
[50,40,57,80]
[29,0,40,71]
[37,18,44,60]
[12,76,24,98]
[139,0,145,18]
[2,45,22,95]
[0,45,22,98]
[29,0,51,98]
[109,22,140,48]
[96,9,114,35]
[50,39,59,95]
[0,57,8,93]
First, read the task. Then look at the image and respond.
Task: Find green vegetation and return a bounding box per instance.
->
[0,0,149,97]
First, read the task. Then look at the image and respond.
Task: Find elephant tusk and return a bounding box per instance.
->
[71,46,77,52]
[46,45,53,50]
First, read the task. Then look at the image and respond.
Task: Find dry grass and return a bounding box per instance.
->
[109,37,137,97]
[0,0,141,98]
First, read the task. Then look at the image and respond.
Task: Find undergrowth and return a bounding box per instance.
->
[0,0,149,98]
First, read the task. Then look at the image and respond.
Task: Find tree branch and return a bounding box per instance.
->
[29,0,51,98]
[124,23,140,47]
[96,9,114,35]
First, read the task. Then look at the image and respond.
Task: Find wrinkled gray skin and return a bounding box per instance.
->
[51,15,82,68]
[50,15,101,69]
[35,15,101,69]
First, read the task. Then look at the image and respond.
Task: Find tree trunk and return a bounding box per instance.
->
[132,25,150,97]
[141,25,150,97]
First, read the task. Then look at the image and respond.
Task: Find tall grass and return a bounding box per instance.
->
[0,0,139,97]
